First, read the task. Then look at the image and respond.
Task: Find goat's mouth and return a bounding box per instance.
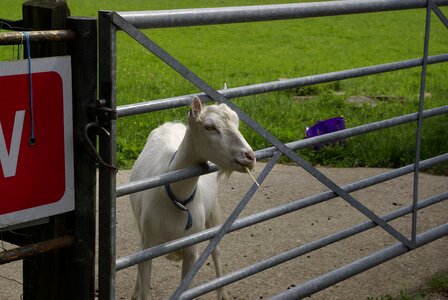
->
[234,159,255,173]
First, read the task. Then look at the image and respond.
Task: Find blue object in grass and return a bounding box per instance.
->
[305,117,346,150]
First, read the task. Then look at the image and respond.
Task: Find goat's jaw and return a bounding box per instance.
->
[233,159,256,173]
[217,160,253,174]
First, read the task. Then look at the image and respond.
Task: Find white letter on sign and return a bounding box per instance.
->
[0,110,25,178]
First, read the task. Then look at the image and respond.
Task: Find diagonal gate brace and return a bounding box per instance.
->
[430,0,448,29]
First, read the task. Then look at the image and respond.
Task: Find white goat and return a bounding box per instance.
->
[130,96,256,300]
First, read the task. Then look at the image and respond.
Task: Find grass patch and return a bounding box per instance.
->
[367,272,448,300]
[1,1,447,170]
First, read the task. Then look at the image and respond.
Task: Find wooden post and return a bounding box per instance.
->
[21,2,70,294]
[22,0,70,57]
[17,2,98,300]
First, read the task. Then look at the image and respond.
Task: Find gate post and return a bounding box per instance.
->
[67,16,98,300]
[20,2,73,299]
[98,11,118,300]
[12,2,97,299]
[22,0,70,57]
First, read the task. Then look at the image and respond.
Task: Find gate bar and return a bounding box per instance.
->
[182,192,448,299]
[118,0,448,29]
[0,30,75,45]
[98,11,118,300]
[411,0,432,246]
[117,54,448,118]
[271,223,448,300]
[115,153,448,271]
[0,235,75,265]
[431,0,448,28]
[116,105,448,198]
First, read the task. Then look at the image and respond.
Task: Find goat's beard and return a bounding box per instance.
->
[218,169,233,181]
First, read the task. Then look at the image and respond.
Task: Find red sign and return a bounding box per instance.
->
[0,57,74,229]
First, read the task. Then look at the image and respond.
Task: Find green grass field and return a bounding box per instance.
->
[1,1,447,171]
[368,272,448,300]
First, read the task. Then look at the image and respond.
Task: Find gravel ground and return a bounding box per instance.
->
[1,163,447,299]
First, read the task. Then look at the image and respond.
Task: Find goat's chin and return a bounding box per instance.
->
[217,161,254,179]
[218,169,234,180]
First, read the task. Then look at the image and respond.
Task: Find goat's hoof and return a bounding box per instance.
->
[218,289,229,300]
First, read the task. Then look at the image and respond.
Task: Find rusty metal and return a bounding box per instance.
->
[0,29,75,45]
[0,235,75,265]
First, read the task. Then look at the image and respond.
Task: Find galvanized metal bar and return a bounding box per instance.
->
[111,12,418,251]
[98,11,118,300]
[115,153,448,271]
[0,235,75,265]
[271,223,448,300]
[0,29,75,45]
[412,0,432,246]
[117,54,448,118]
[182,192,448,299]
[431,0,448,28]
[116,106,448,198]
[117,163,215,197]
[118,0,448,29]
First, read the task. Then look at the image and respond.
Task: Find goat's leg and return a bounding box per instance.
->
[131,275,139,300]
[206,205,229,300]
[181,244,199,280]
[211,246,229,300]
[133,258,152,300]
[178,245,228,300]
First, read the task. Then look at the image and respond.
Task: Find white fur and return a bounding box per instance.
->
[130,97,255,300]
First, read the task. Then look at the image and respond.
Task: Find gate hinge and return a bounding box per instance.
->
[90,99,117,120]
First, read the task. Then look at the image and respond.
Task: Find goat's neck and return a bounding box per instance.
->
[167,130,202,202]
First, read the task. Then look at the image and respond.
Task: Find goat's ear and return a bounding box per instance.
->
[190,96,202,120]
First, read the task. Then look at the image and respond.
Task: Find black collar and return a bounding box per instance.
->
[165,151,197,230]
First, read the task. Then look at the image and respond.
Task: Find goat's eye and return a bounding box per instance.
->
[204,124,218,132]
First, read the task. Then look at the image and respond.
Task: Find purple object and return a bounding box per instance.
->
[305,117,346,150]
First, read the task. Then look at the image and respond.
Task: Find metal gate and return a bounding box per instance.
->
[97,0,448,299]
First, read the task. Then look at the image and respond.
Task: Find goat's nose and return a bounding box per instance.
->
[245,150,255,163]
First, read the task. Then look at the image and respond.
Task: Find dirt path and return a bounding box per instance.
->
[114,164,447,299]
[1,164,447,299]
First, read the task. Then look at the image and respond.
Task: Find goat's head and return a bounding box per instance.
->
[188,96,256,173]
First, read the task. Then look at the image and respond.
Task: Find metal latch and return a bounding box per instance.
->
[79,99,118,171]
[91,99,117,121]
